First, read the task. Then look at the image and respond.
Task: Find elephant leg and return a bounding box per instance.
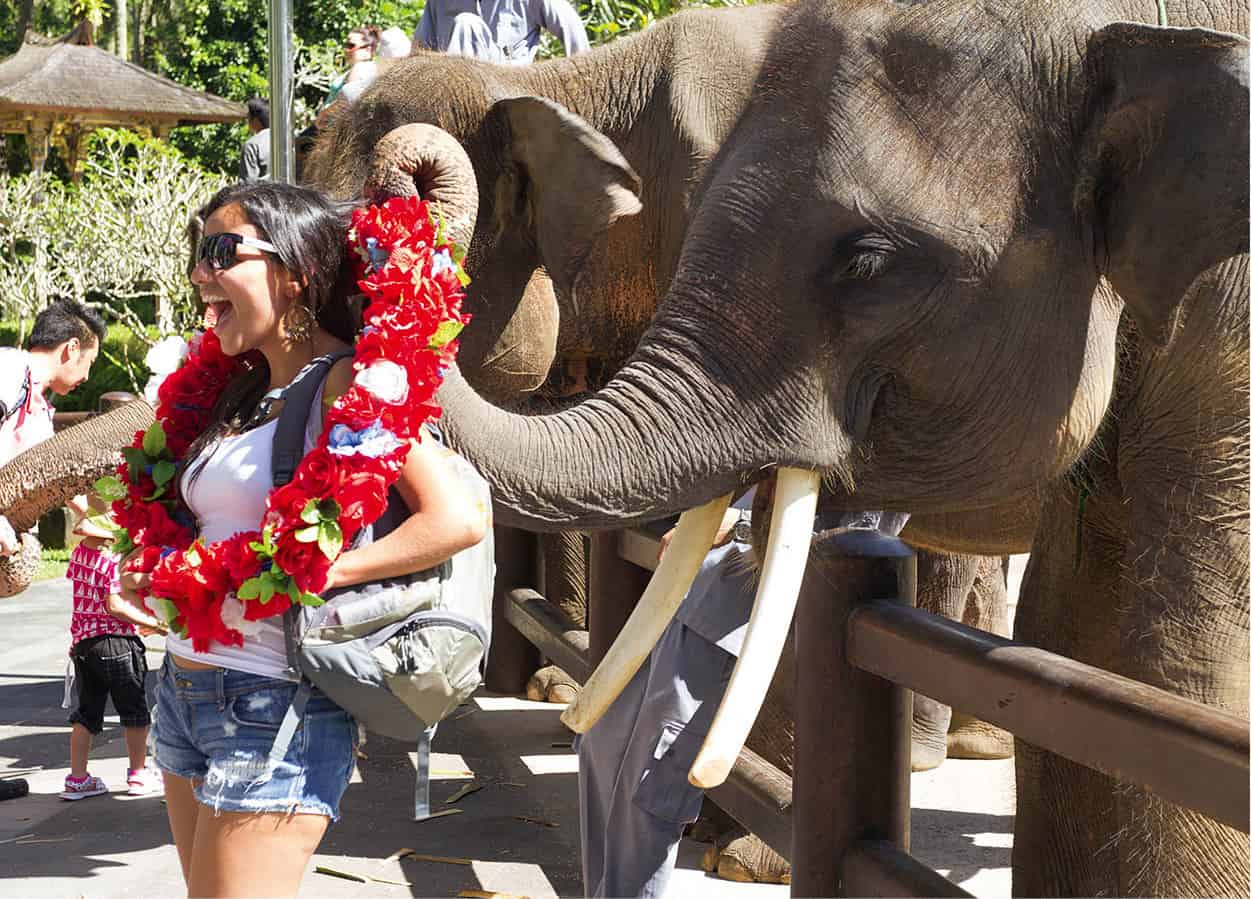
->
[911,693,952,773]
[688,796,743,844]
[1106,284,1249,898]
[947,555,1014,760]
[911,549,978,771]
[527,530,590,703]
[703,833,791,885]
[1013,476,1128,897]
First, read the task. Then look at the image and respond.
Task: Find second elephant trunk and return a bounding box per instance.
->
[0,400,155,532]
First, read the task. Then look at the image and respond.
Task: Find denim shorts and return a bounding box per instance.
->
[152,657,357,819]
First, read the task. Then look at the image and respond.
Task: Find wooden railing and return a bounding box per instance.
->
[487,525,1250,896]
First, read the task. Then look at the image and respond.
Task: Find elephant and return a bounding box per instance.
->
[366,0,1247,894]
[307,4,779,401]
[310,0,1014,756]
[0,400,156,596]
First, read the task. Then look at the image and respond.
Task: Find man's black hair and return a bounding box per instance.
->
[27,297,107,350]
[246,97,270,129]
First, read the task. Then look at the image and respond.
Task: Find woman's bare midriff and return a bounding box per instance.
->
[170,654,221,671]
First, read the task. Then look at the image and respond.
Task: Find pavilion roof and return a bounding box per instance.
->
[0,23,245,131]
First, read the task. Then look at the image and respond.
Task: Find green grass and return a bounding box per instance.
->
[34,547,70,583]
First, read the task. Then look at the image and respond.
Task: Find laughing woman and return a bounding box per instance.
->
[119,181,486,897]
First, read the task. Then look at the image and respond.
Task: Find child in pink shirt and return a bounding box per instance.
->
[62,514,165,800]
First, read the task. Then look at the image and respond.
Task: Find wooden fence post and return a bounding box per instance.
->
[485,524,540,694]
[791,528,916,896]
[588,530,650,668]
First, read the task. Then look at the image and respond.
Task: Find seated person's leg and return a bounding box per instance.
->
[582,615,736,898]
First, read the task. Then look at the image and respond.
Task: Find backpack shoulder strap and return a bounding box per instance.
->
[0,354,30,425]
[271,349,354,487]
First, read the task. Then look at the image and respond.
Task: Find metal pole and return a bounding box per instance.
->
[267,0,295,183]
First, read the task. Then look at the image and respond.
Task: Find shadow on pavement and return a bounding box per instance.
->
[911,807,1014,884]
[314,694,583,898]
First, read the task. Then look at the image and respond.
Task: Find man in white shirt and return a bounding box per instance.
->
[414,0,590,65]
[0,298,105,555]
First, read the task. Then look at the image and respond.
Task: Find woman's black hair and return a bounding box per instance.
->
[180,180,361,505]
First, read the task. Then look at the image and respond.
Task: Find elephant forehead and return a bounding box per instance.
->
[771,1,1058,249]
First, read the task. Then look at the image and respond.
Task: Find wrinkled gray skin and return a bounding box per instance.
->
[911,552,1014,771]
[419,1,1247,894]
[0,401,155,597]
[311,2,1011,778]
[308,6,777,401]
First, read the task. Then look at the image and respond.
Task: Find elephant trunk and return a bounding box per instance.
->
[364,123,479,249]
[0,399,155,599]
[438,317,780,530]
[360,120,778,527]
[0,399,155,532]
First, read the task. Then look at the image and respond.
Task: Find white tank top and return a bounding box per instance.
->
[164,381,326,679]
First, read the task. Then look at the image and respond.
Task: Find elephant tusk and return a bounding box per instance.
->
[560,493,732,733]
[688,466,820,789]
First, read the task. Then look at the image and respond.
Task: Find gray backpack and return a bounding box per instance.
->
[264,352,495,818]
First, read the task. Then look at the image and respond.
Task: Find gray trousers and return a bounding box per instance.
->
[575,512,908,897]
[576,616,735,898]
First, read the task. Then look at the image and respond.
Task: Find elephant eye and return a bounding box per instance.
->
[844,249,890,280]
[830,232,896,283]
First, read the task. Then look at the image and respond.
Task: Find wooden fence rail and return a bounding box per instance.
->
[490,523,1250,896]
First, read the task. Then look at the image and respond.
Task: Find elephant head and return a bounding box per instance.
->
[420,1,1248,781]
[308,75,643,400]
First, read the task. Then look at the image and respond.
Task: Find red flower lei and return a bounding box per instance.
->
[96,198,470,651]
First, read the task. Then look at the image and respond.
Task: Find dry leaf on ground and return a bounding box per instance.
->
[315,864,413,887]
[384,848,473,866]
[514,815,559,828]
[445,781,485,804]
[416,808,463,821]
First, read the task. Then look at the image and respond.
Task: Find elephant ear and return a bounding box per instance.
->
[1077,24,1248,345]
[491,96,642,305]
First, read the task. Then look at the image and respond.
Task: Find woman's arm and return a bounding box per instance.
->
[324,428,489,590]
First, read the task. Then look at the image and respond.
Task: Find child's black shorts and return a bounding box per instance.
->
[69,635,151,734]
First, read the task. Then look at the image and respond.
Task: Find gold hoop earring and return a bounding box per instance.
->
[283,303,314,343]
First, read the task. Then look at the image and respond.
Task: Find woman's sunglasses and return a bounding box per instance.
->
[197,232,279,271]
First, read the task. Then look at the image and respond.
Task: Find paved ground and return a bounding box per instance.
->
[0,560,1025,898]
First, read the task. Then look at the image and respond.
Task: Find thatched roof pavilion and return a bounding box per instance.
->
[0,21,245,180]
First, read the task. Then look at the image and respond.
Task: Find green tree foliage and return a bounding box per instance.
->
[0,1,426,172]
[1,0,753,172]
[0,129,228,397]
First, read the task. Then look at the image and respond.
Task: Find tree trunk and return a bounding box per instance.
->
[115,0,129,61]
[136,0,152,63]
[15,0,34,44]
